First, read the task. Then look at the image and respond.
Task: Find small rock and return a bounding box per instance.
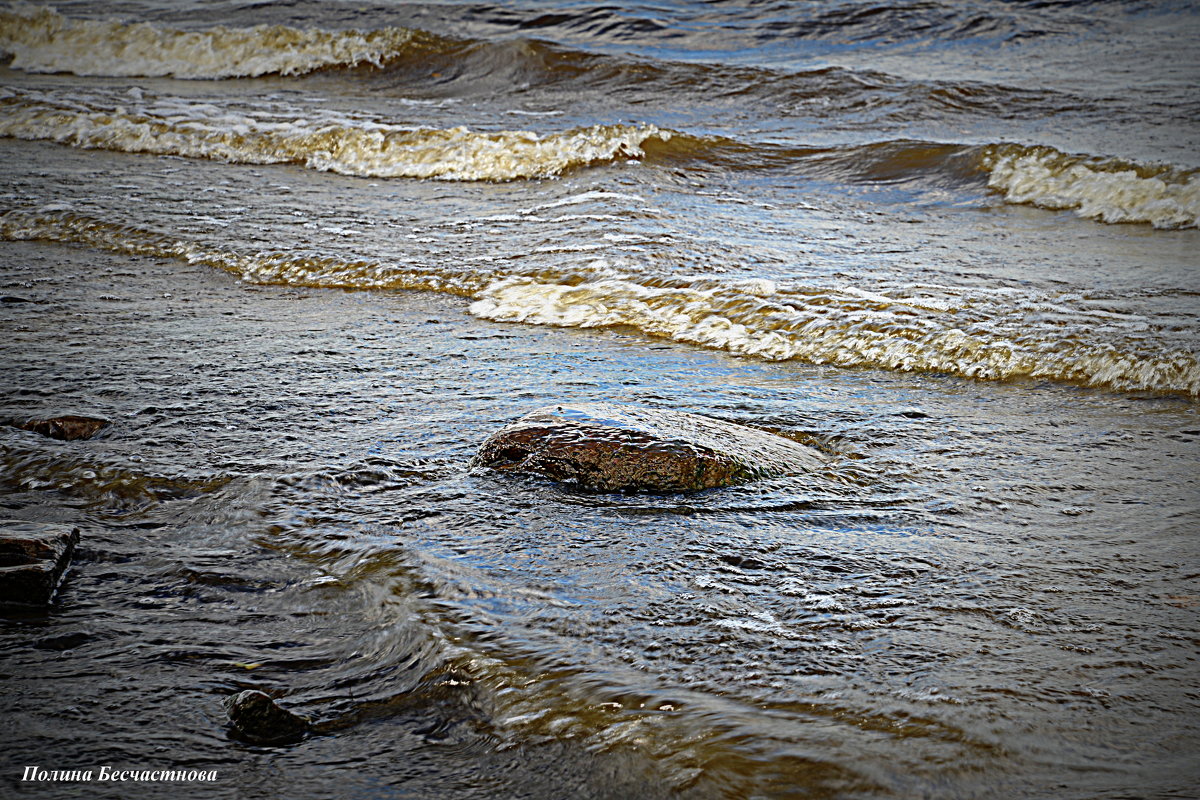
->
[15,416,109,441]
[474,403,826,492]
[0,521,80,606]
[224,690,310,744]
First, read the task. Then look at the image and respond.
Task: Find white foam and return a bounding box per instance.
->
[0,89,672,181]
[0,3,421,79]
[469,275,1200,396]
[982,144,1199,229]
[525,190,649,214]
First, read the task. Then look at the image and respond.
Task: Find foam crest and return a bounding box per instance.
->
[0,3,424,78]
[470,276,1200,397]
[0,90,670,180]
[981,144,1199,229]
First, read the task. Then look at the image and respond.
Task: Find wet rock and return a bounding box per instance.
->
[475,403,826,492]
[224,690,310,744]
[0,521,80,606]
[14,415,109,441]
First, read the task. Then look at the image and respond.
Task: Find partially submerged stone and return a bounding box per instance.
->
[15,415,109,441]
[475,403,826,492]
[0,521,79,606]
[224,690,310,745]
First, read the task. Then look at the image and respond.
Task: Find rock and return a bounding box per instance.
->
[474,403,826,492]
[14,415,109,441]
[224,690,310,744]
[0,521,80,606]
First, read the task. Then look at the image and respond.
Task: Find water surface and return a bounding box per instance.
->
[1,1,1197,798]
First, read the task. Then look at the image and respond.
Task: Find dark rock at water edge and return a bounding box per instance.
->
[0,521,80,606]
[475,403,826,492]
[12,415,109,441]
[224,690,311,745]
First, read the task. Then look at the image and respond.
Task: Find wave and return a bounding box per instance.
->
[468,276,1200,398]
[761,140,1198,229]
[744,0,1092,45]
[3,209,1196,397]
[476,0,1095,48]
[343,35,1065,122]
[0,85,940,184]
[981,143,1199,229]
[1,84,1194,227]
[0,209,487,294]
[0,88,670,180]
[0,3,437,79]
[0,2,1100,85]
[790,141,1198,229]
[0,5,1080,123]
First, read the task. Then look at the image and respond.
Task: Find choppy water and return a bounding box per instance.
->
[0,2,1197,798]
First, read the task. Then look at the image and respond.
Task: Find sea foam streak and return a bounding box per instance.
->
[3,209,1196,397]
[0,3,426,78]
[981,143,1199,229]
[0,89,669,180]
[0,209,486,294]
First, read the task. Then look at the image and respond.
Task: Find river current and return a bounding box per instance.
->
[0,2,1197,798]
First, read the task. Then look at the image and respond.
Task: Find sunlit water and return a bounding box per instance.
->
[1,1,1197,798]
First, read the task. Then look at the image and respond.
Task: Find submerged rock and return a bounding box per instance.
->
[0,521,80,606]
[475,403,826,492]
[224,690,310,744]
[14,415,109,441]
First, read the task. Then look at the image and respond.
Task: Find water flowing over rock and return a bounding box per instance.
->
[0,521,79,606]
[223,690,310,744]
[475,403,826,492]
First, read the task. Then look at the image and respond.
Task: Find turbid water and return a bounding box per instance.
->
[0,2,1197,798]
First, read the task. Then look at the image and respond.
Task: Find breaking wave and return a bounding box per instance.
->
[0,3,435,78]
[1,82,1195,229]
[468,276,1200,398]
[3,209,1196,397]
[0,5,1084,123]
[0,88,671,180]
[982,143,1200,229]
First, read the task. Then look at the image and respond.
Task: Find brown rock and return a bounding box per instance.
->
[475,403,826,492]
[0,522,80,606]
[224,690,310,745]
[16,415,109,441]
